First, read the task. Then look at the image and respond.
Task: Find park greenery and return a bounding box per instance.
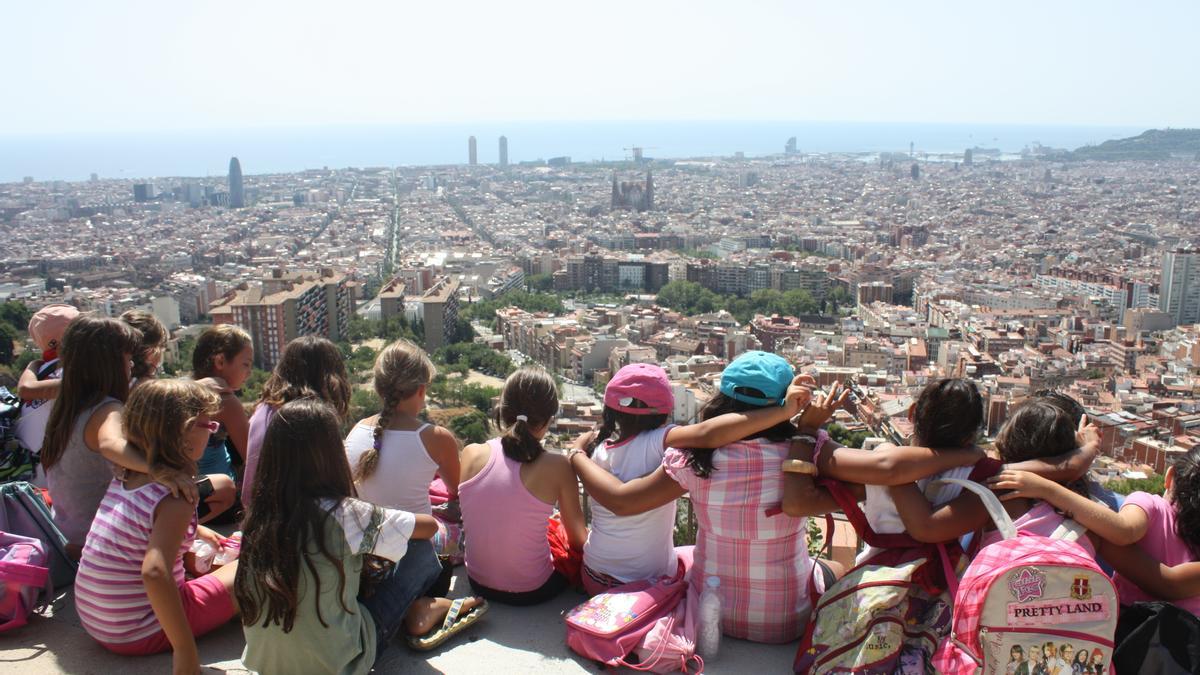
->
[460,290,564,322]
[0,300,34,371]
[654,280,853,324]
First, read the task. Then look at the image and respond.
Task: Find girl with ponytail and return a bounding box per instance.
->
[457,366,588,605]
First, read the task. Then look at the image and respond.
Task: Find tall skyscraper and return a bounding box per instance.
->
[910,163,920,180]
[1160,249,1200,326]
[499,136,508,167]
[964,148,974,166]
[785,137,798,155]
[468,136,478,166]
[228,157,245,208]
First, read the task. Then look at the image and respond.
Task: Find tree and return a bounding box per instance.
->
[237,368,272,405]
[656,281,719,315]
[828,422,869,449]
[1104,474,1165,496]
[348,388,383,427]
[0,301,32,334]
[0,323,15,366]
[448,410,490,445]
[525,274,554,292]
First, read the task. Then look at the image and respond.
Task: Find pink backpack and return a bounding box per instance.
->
[0,530,52,632]
[565,562,702,673]
[932,478,1119,674]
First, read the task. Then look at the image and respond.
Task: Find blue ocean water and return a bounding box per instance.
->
[0,121,1144,183]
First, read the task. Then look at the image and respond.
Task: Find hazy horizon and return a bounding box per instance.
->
[2,1,1196,137]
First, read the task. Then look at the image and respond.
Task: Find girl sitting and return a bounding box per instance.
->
[569,352,835,643]
[74,379,238,671]
[191,325,253,521]
[345,338,460,588]
[120,309,168,388]
[890,399,1100,554]
[242,336,351,507]
[238,399,486,674]
[577,361,818,595]
[458,366,586,605]
[41,315,199,556]
[991,446,1200,615]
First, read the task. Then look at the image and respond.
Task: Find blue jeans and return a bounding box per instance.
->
[361,538,442,662]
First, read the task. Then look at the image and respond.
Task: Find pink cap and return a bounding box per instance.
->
[604,363,674,415]
[28,304,80,352]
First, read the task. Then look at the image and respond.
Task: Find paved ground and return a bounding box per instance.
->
[4,568,796,674]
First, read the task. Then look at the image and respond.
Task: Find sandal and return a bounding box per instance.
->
[406,597,489,651]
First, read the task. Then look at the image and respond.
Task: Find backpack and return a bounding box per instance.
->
[0,387,34,483]
[0,530,52,632]
[932,478,1119,675]
[1113,602,1200,675]
[0,482,76,588]
[793,466,999,674]
[565,560,702,673]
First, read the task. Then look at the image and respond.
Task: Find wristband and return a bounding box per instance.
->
[782,459,818,475]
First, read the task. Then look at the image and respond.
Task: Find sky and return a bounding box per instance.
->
[3,0,1197,136]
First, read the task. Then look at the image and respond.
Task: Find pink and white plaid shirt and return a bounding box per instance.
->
[663,440,819,644]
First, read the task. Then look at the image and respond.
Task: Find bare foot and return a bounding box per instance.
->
[403,596,485,636]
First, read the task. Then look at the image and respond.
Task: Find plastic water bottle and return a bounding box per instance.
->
[697,567,723,659]
[189,540,216,573]
[213,532,242,566]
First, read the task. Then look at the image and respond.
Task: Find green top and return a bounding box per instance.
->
[241,498,414,675]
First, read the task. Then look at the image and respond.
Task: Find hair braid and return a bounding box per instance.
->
[354,398,397,482]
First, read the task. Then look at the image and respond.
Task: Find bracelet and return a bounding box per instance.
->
[782,459,818,475]
[566,448,585,462]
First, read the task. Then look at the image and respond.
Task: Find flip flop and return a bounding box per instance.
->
[406,597,489,652]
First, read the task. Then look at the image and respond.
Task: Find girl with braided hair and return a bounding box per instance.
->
[344,339,460,594]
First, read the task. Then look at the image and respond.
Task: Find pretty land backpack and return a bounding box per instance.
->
[932,478,1119,675]
[0,530,53,632]
[0,481,76,588]
[564,560,702,673]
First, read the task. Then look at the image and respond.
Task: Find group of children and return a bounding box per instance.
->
[12,301,1200,674]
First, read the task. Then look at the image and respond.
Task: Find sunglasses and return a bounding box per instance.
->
[195,420,220,433]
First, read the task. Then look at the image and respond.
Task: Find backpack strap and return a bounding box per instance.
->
[930,477,1017,541]
[817,477,923,549]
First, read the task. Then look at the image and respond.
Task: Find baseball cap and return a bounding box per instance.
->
[28,304,80,352]
[719,351,795,407]
[604,363,674,415]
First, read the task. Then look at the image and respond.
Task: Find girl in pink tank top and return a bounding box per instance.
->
[458,366,587,605]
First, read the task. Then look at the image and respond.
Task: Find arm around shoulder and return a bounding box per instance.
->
[553,455,588,551]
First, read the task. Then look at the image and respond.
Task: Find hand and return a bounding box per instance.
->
[571,429,596,456]
[796,380,849,431]
[195,526,223,553]
[988,470,1055,501]
[172,647,201,675]
[154,468,200,504]
[783,374,815,416]
[1076,416,1099,450]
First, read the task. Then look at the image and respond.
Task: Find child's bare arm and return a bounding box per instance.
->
[820,444,983,486]
[889,486,990,542]
[664,376,812,449]
[144,497,200,674]
[569,451,686,517]
[424,426,461,497]
[1097,539,1200,601]
[554,456,588,550]
[1004,416,1100,482]
[988,471,1148,545]
[782,438,840,517]
[17,361,60,400]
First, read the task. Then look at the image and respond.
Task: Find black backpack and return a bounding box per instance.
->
[1114,602,1200,674]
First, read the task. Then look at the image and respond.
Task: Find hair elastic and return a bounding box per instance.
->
[515,415,528,422]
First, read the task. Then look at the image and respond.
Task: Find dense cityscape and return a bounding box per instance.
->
[3,132,1199,484]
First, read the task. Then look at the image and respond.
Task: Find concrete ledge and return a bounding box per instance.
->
[5,569,797,674]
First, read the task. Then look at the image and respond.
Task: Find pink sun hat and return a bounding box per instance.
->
[604,363,674,415]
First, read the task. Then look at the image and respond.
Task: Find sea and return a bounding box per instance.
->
[0,121,1145,183]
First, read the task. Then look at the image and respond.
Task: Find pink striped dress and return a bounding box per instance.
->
[75,480,195,644]
[663,440,820,644]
